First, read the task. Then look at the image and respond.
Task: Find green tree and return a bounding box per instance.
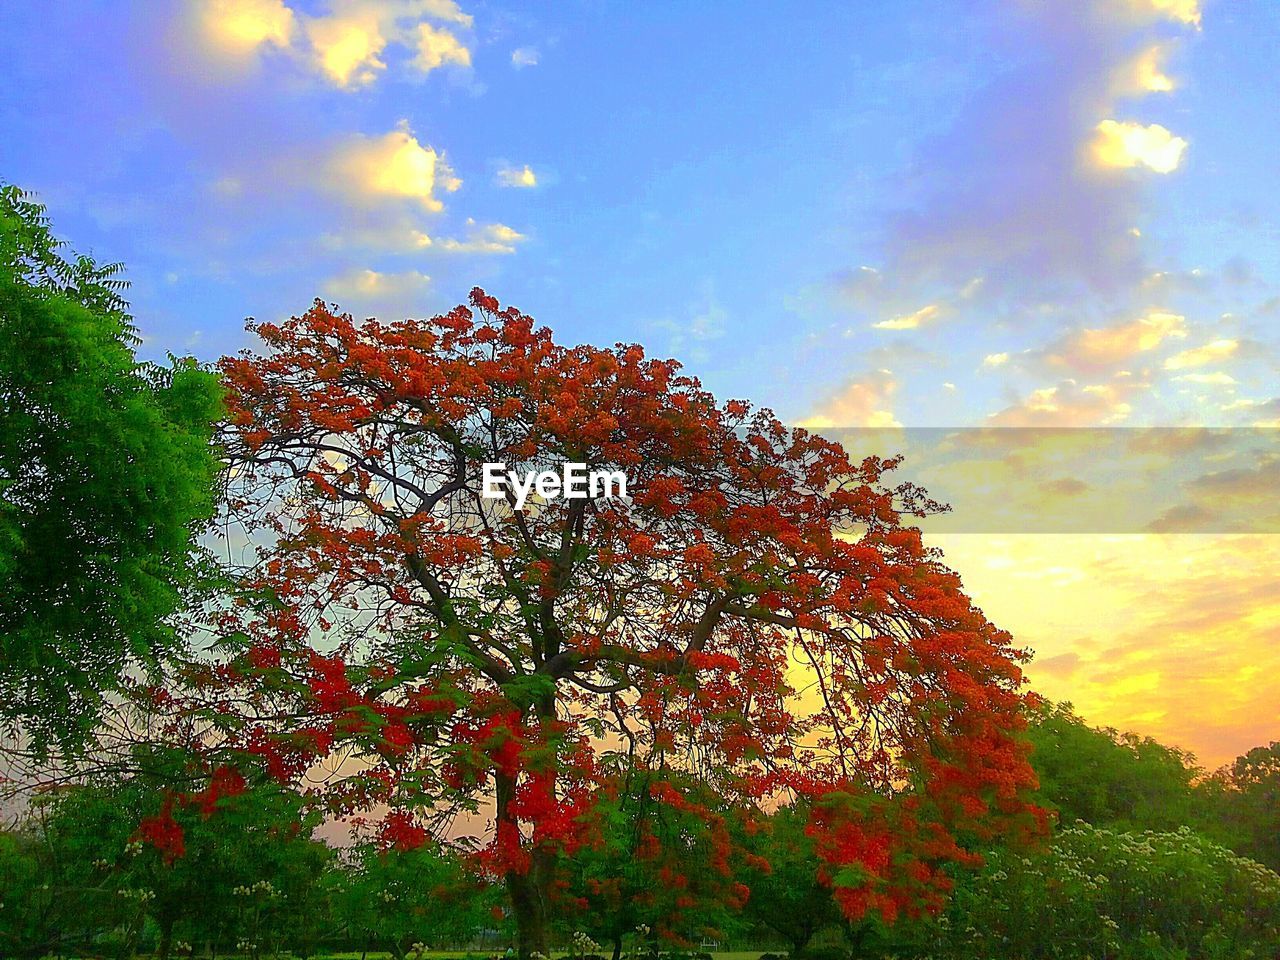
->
[0,772,333,960]
[1026,701,1202,832]
[0,184,223,754]
[1200,741,1280,872]
[737,802,843,956]
[563,768,748,960]
[336,840,499,959]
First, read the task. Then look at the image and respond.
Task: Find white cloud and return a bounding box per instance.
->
[797,370,900,429]
[511,46,539,68]
[1164,339,1239,370]
[495,164,538,188]
[199,0,295,56]
[322,267,431,300]
[435,220,527,254]
[413,21,471,73]
[1091,120,1188,174]
[873,303,941,330]
[983,352,1010,368]
[325,121,460,212]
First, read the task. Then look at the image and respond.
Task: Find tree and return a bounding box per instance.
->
[737,802,843,956]
[564,766,750,959]
[1025,701,1203,832]
[0,771,335,960]
[0,185,223,755]
[336,839,499,959]
[177,290,1041,957]
[1200,741,1280,872]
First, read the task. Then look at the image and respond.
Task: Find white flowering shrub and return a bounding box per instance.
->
[932,823,1280,959]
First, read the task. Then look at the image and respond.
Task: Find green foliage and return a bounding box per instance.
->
[1198,741,1280,872]
[735,803,842,954]
[562,769,746,955]
[0,776,334,959]
[929,823,1280,960]
[336,842,500,959]
[1026,701,1204,832]
[0,184,224,755]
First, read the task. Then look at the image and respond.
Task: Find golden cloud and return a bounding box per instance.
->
[797,370,900,429]
[873,303,941,331]
[1164,338,1239,370]
[1114,44,1176,95]
[305,8,386,87]
[988,377,1140,427]
[1091,119,1188,173]
[495,164,538,189]
[322,267,431,299]
[436,220,526,255]
[1046,310,1186,371]
[327,121,460,212]
[194,0,473,87]
[937,532,1278,769]
[414,21,471,72]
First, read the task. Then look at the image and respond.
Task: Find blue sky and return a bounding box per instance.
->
[3,0,1276,428]
[2,0,1279,764]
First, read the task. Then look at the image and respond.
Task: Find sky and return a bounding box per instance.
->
[1,0,1277,768]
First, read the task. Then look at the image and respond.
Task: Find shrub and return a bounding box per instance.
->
[933,823,1280,959]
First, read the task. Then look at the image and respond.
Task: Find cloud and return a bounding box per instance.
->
[1127,0,1202,27]
[413,21,470,72]
[988,376,1140,426]
[983,352,1010,368]
[325,121,460,212]
[193,0,473,88]
[1090,120,1188,174]
[416,0,473,27]
[1163,338,1239,370]
[304,7,387,87]
[1114,44,1176,95]
[1174,371,1236,386]
[873,303,942,331]
[511,47,539,68]
[199,0,295,57]
[435,220,527,254]
[938,529,1280,770]
[1045,309,1186,371]
[823,0,1199,347]
[797,370,900,429]
[322,267,431,302]
[495,164,538,188]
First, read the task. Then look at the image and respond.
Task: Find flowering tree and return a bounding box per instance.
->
[177,289,1041,957]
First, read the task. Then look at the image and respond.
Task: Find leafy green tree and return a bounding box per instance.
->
[336,840,500,959]
[1200,741,1280,872]
[1026,701,1202,832]
[0,772,333,959]
[737,802,843,956]
[0,184,223,754]
[562,768,749,960]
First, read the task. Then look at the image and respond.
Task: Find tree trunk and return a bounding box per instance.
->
[506,864,550,960]
[499,770,551,960]
[156,916,175,960]
[612,934,623,960]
